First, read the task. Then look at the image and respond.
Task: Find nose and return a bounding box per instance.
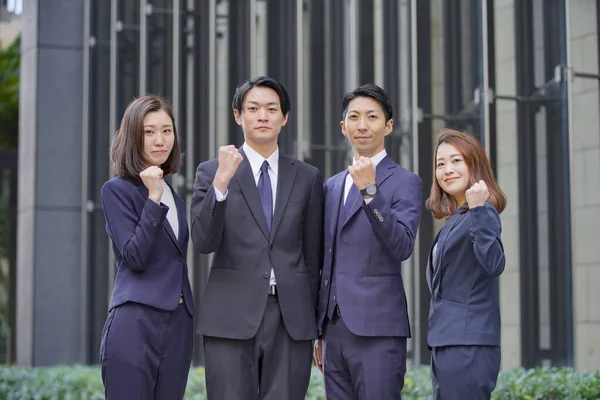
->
[357,116,368,130]
[155,133,165,146]
[258,108,268,121]
[444,164,454,174]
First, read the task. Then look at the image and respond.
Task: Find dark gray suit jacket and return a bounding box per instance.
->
[426,202,505,348]
[190,149,324,341]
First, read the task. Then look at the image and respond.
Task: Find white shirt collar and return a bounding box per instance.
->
[243,142,279,178]
[353,148,387,166]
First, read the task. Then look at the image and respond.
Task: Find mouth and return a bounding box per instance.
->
[355,136,371,142]
[445,177,459,183]
[256,126,270,130]
[152,150,168,155]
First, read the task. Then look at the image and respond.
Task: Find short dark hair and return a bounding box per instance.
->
[341,83,393,122]
[231,76,291,117]
[110,95,182,183]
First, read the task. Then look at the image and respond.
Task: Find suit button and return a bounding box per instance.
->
[324,280,329,286]
[152,221,158,226]
[177,255,183,261]
[263,272,269,279]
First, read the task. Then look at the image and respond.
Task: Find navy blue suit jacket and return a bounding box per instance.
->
[426,202,505,348]
[317,155,423,337]
[101,177,194,316]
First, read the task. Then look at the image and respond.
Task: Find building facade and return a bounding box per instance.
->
[10,0,600,371]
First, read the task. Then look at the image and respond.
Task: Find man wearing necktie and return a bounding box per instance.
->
[190,76,324,400]
[313,84,423,399]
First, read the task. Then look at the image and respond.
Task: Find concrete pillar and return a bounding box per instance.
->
[17,0,85,365]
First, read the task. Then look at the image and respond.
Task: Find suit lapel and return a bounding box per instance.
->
[234,152,270,240]
[427,230,442,295]
[173,188,188,247]
[137,182,182,251]
[271,156,297,238]
[329,173,346,240]
[431,208,465,296]
[342,155,395,227]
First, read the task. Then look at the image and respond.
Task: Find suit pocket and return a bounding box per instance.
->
[211,265,238,270]
[287,196,308,206]
[99,308,117,364]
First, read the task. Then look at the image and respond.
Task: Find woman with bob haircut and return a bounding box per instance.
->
[99,95,194,399]
[425,129,507,400]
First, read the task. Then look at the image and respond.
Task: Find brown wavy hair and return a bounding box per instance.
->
[426,129,506,219]
[110,95,182,183]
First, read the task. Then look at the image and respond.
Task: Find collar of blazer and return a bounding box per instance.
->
[328,155,396,238]
[234,148,298,241]
[136,179,187,252]
[429,205,467,295]
[343,154,396,229]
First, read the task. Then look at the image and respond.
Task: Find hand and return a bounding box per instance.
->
[313,339,323,374]
[466,180,489,208]
[348,156,376,197]
[140,166,164,204]
[214,145,243,194]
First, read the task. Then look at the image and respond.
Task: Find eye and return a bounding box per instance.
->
[436,162,444,168]
[369,115,377,119]
[164,129,172,134]
[452,158,462,163]
[348,115,358,120]
[144,130,153,135]
[268,107,277,112]
[247,106,257,111]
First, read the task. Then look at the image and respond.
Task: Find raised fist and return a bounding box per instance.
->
[466,180,489,209]
[214,145,244,194]
[140,166,164,204]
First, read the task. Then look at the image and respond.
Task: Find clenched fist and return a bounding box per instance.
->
[214,145,243,194]
[140,166,164,204]
[348,156,376,196]
[466,180,489,209]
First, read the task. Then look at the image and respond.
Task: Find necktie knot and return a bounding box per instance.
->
[261,160,269,174]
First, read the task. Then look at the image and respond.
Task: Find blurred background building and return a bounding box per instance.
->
[0,0,598,372]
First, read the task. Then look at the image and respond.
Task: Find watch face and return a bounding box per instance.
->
[366,184,377,195]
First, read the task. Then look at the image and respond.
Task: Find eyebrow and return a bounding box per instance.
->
[347,109,381,114]
[436,153,462,161]
[246,101,280,106]
[144,124,173,128]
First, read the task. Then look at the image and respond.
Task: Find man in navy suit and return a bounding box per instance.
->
[313,84,423,399]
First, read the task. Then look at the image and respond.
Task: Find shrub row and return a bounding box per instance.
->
[0,364,599,399]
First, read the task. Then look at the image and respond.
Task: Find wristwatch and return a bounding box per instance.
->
[360,183,379,197]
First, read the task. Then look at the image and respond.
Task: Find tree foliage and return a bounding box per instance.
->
[0,36,20,151]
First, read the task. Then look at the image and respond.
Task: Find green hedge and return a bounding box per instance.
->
[0,365,599,399]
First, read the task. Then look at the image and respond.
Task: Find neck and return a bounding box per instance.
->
[357,147,384,159]
[453,193,467,208]
[247,140,277,159]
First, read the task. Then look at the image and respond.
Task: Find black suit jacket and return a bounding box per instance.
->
[190,149,324,341]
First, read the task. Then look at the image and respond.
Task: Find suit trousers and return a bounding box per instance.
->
[323,315,407,400]
[203,295,313,400]
[100,301,194,400]
[431,345,500,400]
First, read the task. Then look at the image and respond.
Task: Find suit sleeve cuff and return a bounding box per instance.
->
[214,186,228,202]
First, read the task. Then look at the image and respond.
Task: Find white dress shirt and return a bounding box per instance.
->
[214,142,279,286]
[161,180,178,239]
[343,148,387,205]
